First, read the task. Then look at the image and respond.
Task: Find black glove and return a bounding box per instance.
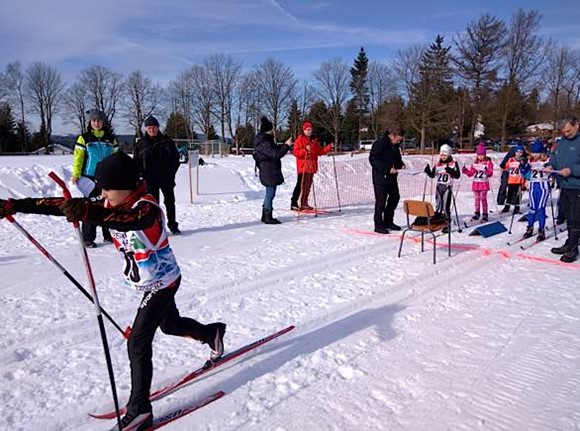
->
[59,199,89,222]
[0,199,15,219]
[445,166,455,175]
[424,164,431,174]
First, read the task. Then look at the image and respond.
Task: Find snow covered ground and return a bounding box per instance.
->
[0,152,578,431]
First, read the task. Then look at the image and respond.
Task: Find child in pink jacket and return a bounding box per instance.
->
[462,143,494,221]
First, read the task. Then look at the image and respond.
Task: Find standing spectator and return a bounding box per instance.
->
[290,121,333,211]
[253,117,292,224]
[134,116,181,234]
[369,128,406,233]
[72,109,118,248]
[547,116,580,263]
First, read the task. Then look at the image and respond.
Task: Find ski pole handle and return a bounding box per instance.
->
[48,171,78,227]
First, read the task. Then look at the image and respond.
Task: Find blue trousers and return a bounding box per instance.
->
[527,181,550,229]
[263,185,277,210]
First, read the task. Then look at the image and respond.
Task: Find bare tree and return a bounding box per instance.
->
[312,58,350,144]
[498,9,547,143]
[295,80,316,123]
[543,44,580,137]
[78,65,124,128]
[62,82,89,133]
[5,62,28,151]
[205,54,242,143]
[168,72,195,139]
[124,70,163,138]
[232,72,260,151]
[453,13,506,145]
[367,61,395,140]
[187,65,215,140]
[24,62,65,151]
[254,58,296,136]
[394,45,425,144]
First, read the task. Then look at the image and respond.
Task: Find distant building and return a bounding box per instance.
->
[526,123,554,134]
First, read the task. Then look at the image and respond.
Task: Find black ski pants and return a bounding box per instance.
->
[496,171,509,205]
[147,183,178,231]
[506,184,522,206]
[127,278,211,415]
[82,186,111,242]
[373,181,400,229]
[560,188,580,253]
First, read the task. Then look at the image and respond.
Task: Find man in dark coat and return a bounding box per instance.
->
[254,117,292,224]
[369,129,405,233]
[134,116,182,234]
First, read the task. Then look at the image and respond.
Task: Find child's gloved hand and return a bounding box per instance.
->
[59,199,89,222]
[445,166,455,174]
[462,166,468,174]
[0,199,15,219]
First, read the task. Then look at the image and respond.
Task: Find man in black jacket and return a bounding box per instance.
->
[134,116,182,234]
[369,129,405,233]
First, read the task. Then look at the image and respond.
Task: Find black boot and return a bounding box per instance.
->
[261,207,266,222]
[471,211,480,221]
[263,208,281,224]
[537,228,546,241]
[501,205,510,213]
[561,249,579,263]
[482,213,488,222]
[523,226,534,239]
[513,205,520,214]
[551,240,570,255]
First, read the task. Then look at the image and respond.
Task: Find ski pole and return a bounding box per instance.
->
[48,172,123,429]
[450,186,462,233]
[331,155,342,212]
[4,214,131,339]
[548,185,559,241]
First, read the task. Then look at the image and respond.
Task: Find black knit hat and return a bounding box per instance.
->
[259,116,273,133]
[95,152,140,190]
[87,109,105,122]
[144,116,160,127]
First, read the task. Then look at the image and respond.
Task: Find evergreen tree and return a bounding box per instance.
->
[409,35,455,149]
[350,47,370,143]
[207,124,219,140]
[307,101,333,144]
[234,123,255,149]
[0,103,18,153]
[165,112,194,139]
[287,99,302,139]
[341,100,360,150]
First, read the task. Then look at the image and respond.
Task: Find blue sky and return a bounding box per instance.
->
[2,0,579,85]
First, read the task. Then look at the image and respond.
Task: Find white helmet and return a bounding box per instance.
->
[440,144,453,155]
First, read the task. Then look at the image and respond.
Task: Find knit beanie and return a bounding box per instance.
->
[514,144,524,153]
[259,116,273,133]
[95,152,140,190]
[440,144,452,156]
[531,140,546,153]
[144,116,160,128]
[87,109,105,122]
[476,143,486,156]
[302,121,313,131]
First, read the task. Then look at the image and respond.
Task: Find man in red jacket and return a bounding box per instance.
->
[290,121,333,210]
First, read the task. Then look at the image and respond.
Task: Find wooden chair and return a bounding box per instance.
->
[397,200,451,264]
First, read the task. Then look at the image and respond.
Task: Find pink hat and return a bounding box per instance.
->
[476,144,486,156]
[302,121,313,131]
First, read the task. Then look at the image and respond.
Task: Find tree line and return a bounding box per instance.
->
[0,8,579,154]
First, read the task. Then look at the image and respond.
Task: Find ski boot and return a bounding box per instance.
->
[501,205,511,213]
[481,213,489,222]
[471,211,480,221]
[537,228,546,241]
[522,226,534,239]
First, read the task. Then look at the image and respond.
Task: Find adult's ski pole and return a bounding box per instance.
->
[4,214,131,339]
[48,172,123,429]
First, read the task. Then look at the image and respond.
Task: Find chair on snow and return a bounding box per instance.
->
[397,200,451,264]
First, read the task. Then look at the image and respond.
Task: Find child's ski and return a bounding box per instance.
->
[151,390,225,429]
[90,325,294,419]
